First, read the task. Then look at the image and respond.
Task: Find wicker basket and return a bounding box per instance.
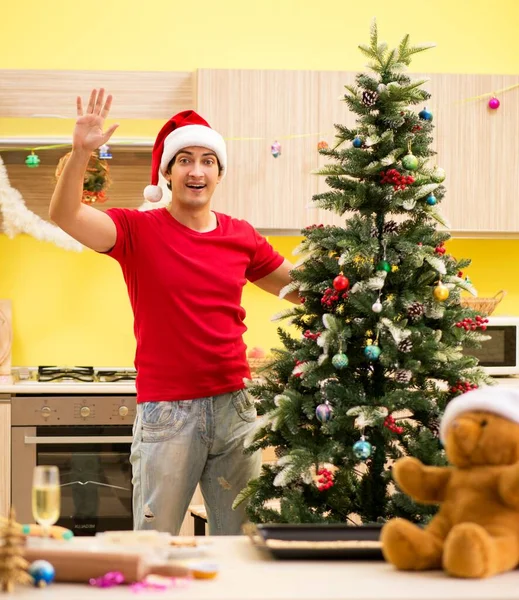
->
[459,290,506,316]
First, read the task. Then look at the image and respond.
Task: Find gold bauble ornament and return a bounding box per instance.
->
[433,283,450,302]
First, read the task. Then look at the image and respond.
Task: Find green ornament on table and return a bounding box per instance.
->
[25,152,40,168]
[402,153,418,171]
[332,352,349,369]
[376,260,391,273]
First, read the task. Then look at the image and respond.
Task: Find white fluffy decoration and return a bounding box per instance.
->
[0,154,83,252]
[143,184,163,203]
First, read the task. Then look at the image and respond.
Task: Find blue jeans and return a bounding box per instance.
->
[130,389,261,535]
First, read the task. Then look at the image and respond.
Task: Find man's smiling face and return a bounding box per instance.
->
[166,146,222,209]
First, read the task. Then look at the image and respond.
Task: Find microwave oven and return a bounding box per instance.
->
[462,315,519,376]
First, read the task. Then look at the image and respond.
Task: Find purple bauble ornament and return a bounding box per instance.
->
[488,97,500,110]
[316,402,333,423]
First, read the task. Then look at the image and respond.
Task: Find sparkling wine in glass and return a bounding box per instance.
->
[32,466,60,537]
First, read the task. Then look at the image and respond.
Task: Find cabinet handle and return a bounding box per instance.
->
[24,436,133,445]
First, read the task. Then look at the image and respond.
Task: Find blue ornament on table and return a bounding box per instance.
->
[364,344,381,361]
[418,107,433,121]
[352,136,363,148]
[426,193,437,206]
[353,437,372,460]
[28,560,55,587]
[316,401,333,423]
[331,352,349,369]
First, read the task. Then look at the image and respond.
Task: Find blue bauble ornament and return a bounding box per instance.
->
[418,107,433,121]
[426,193,437,206]
[29,560,55,587]
[364,344,381,360]
[316,402,333,423]
[332,352,349,369]
[352,136,363,148]
[353,438,372,460]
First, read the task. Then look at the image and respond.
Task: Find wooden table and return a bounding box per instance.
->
[9,536,519,599]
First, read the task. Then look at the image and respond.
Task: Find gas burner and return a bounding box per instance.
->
[95,369,137,383]
[38,366,95,383]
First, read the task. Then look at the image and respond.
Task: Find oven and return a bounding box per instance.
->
[11,394,136,536]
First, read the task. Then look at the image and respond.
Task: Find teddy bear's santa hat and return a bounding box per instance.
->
[440,386,519,443]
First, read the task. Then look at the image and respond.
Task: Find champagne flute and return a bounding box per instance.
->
[32,466,60,540]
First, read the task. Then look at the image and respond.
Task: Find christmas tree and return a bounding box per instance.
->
[0,508,32,592]
[235,21,491,525]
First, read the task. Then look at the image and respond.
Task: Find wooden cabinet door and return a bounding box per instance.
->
[197,69,320,230]
[0,401,10,519]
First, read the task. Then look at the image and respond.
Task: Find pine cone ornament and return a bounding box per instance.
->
[362,90,378,107]
[407,302,425,321]
[395,369,412,383]
[275,447,288,459]
[398,339,413,353]
[383,220,400,235]
[370,226,379,238]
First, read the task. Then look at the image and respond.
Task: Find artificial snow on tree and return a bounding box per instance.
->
[235,21,491,526]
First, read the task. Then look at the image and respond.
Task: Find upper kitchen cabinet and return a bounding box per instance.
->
[197,69,321,230]
[0,69,195,226]
[315,72,519,233]
[2,69,519,234]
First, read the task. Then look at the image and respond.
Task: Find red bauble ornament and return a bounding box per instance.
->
[333,274,350,291]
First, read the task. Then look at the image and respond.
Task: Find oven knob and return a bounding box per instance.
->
[41,406,51,418]
[80,406,91,418]
[118,405,129,417]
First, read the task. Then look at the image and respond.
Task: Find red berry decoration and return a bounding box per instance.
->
[333,273,350,291]
[304,330,321,341]
[450,381,478,395]
[384,415,404,435]
[316,468,335,491]
[455,316,489,331]
[380,169,415,191]
[434,243,446,255]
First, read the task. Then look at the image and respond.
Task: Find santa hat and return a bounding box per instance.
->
[440,386,519,443]
[143,110,227,202]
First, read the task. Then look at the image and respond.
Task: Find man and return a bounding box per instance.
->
[49,89,298,535]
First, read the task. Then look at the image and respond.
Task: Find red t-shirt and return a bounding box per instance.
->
[103,207,284,403]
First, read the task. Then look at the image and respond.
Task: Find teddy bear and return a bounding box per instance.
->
[381,385,519,579]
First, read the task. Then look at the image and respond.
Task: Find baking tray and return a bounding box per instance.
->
[245,523,384,560]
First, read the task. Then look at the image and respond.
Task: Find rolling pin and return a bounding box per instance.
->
[23,546,191,583]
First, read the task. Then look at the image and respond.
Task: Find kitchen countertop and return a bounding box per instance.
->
[8,535,519,599]
[2,378,519,396]
[7,534,519,599]
[0,382,136,394]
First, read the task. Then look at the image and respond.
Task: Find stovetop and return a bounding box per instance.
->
[13,366,137,384]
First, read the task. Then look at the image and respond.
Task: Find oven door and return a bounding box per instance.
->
[12,425,133,536]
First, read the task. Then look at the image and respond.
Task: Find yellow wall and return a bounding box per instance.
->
[2,0,519,366]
